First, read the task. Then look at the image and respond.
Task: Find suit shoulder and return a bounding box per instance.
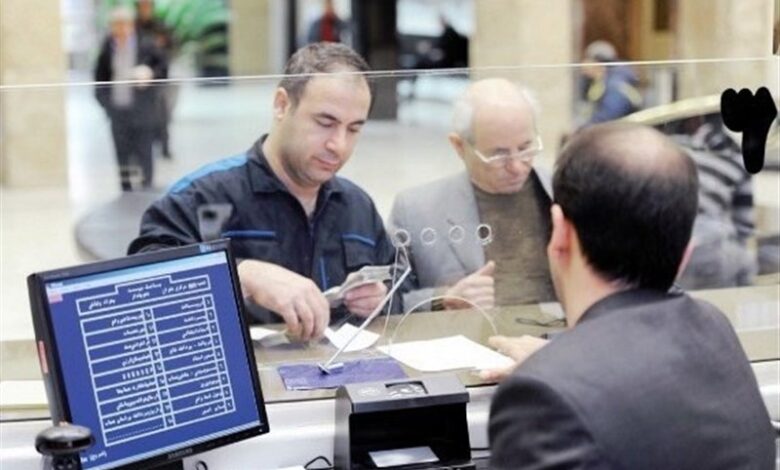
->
[394,172,469,205]
[490,371,607,468]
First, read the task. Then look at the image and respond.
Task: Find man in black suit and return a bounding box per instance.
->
[95,6,167,191]
[488,122,775,469]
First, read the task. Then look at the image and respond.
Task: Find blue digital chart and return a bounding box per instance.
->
[44,252,262,469]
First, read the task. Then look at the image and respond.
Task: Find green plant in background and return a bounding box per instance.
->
[102,0,230,76]
[158,0,229,76]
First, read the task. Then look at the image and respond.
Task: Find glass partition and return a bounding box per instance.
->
[1,58,778,415]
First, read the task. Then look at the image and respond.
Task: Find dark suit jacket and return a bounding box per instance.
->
[489,289,774,469]
[93,35,167,128]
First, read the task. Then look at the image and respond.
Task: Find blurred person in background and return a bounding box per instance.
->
[307,0,348,44]
[578,40,642,128]
[94,6,167,191]
[674,116,757,289]
[135,0,175,159]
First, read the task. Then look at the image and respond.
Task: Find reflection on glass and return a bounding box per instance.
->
[1,59,778,409]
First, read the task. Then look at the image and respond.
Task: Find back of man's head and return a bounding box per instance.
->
[279,42,372,108]
[553,122,698,291]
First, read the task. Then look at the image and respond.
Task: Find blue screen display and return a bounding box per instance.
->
[44,251,262,469]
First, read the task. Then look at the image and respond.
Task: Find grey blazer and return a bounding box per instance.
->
[489,289,775,470]
[387,169,552,310]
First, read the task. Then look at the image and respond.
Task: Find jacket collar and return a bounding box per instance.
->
[577,288,681,325]
[247,135,343,198]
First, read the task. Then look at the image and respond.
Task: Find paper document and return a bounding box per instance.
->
[325,324,380,352]
[539,301,566,319]
[378,335,514,372]
[735,301,780,332]
[0,380,47,408]
[249,326,280,342]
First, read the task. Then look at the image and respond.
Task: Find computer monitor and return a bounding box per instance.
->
[27,241,268,470]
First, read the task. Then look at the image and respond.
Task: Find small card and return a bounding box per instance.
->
[369,446,439,468]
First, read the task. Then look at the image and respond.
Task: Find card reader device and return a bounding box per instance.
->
[334,375,474,469]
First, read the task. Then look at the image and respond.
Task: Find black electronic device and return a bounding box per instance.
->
[335,375,474,469]
[36,424,95,470]
[27,241,268,470]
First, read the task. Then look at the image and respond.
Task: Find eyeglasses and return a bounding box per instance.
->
[466,135,544,166]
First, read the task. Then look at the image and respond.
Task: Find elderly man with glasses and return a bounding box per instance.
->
[388,78,555,311]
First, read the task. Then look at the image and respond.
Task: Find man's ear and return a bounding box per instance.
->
[547,204,572,261]
[676,240,695,280]
[273,87,291,120]
[448,133,466,161]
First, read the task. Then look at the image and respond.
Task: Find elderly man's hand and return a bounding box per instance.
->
[478,335,549,382]
[238,260,329,342]
[344,281,387,318]
[443,261,495,310]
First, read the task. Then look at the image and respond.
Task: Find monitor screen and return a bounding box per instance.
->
[29,243,267,470]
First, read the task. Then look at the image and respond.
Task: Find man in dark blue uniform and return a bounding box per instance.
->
[129,43,393,341]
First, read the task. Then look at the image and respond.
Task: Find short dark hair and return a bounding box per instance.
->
[279,42,372,107]
[553,122,698,291]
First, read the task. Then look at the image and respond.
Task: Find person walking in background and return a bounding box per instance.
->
[94,6,167,191]
[436,15,468,69]
[135,0,175,160]
[307,0,348,44]
[578,40,642,127]
[675,117,758,289]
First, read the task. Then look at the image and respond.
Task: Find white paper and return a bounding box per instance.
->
[735,301,780,332]
[249,326,279,341]
[0,380,47,408]
[325,323,380,352]
[539,301,566,319]
[378,335,514,372]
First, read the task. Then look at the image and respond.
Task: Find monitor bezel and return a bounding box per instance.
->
[27,240,269,470]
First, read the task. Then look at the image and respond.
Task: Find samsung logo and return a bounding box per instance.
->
[168,448,193,459]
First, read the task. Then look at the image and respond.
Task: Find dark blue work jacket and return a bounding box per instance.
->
[128,137,397,324]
